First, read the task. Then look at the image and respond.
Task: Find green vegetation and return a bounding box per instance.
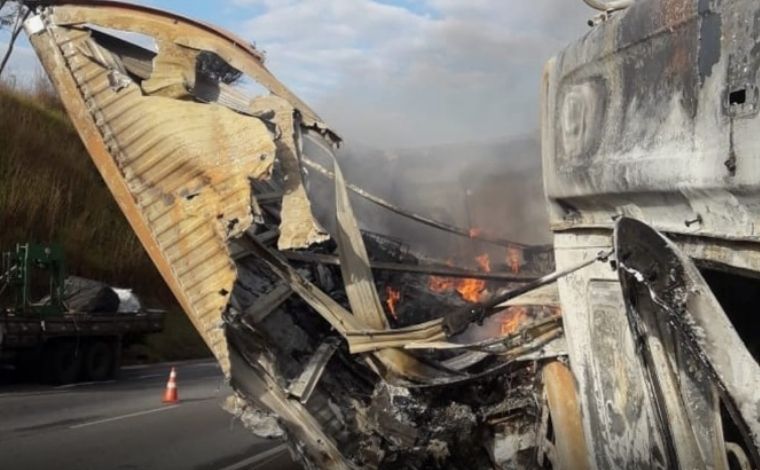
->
[0,80,210,362]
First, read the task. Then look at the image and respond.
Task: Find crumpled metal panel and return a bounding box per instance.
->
[27,12,278,373]
[27,9,355,468]
[35,23,275,372]
[249,96,328,250]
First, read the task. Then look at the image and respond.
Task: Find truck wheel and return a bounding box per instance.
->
[44,340,81,385]
[83,340,116,381]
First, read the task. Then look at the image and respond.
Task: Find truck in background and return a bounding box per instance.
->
[0,243,164,383]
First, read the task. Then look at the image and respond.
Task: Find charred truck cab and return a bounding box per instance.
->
[542,0,760,468]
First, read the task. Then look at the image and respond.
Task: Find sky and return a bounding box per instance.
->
[1,0,592,148]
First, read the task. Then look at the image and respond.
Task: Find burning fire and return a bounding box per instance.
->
[385,286,401,319]
[506,247,521,274]
[468,227,482,238]
[456,278,487,303]
[499,307,528,336]
[427,254,491,303]
[475,253,491,273]
[428,276,455,293]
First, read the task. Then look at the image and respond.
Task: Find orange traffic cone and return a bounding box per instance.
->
[162,367,179,404]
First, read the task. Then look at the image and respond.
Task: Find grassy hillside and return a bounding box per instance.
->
[0,80,209,362]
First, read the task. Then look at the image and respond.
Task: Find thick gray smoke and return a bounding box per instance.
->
[234,0,594,252]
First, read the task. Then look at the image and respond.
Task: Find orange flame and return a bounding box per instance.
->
[385,286,401,319]
[427,254,491,303]
[506,247,521,274]
[475,253,491,273]
[500,307,528,336]
[469,228,482,238]
[428,276,455,293]
[456,278,486,303]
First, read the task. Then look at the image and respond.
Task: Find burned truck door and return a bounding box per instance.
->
[615,217,760,469]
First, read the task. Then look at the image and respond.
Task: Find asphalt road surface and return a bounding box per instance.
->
[0,359,300,470]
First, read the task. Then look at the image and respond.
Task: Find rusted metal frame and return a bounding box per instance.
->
[281,250,538,282]
[286,338,341,404]
[47,2,331,132]
[25,19,213,364]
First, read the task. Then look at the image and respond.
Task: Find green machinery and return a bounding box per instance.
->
[0,243,66,316]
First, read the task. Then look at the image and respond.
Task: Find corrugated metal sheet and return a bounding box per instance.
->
[30,23,278,372]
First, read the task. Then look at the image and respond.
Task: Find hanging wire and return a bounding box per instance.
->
[301,156,527,249]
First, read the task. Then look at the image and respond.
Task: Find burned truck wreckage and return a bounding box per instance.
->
[15,0,760,468]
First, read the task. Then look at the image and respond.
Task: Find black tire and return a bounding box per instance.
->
[44,340,81,385]
[83,340,116,381]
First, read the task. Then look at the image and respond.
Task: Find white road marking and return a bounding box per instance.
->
[219,444,288,470]
[69,405,180,429]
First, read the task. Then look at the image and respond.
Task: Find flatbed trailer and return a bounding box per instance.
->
[0,243,165,383]
[0,310,164,383]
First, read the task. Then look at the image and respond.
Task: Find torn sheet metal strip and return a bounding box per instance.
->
[250,96,328,250]
[286,338,341,404]
[331,153,389,331]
